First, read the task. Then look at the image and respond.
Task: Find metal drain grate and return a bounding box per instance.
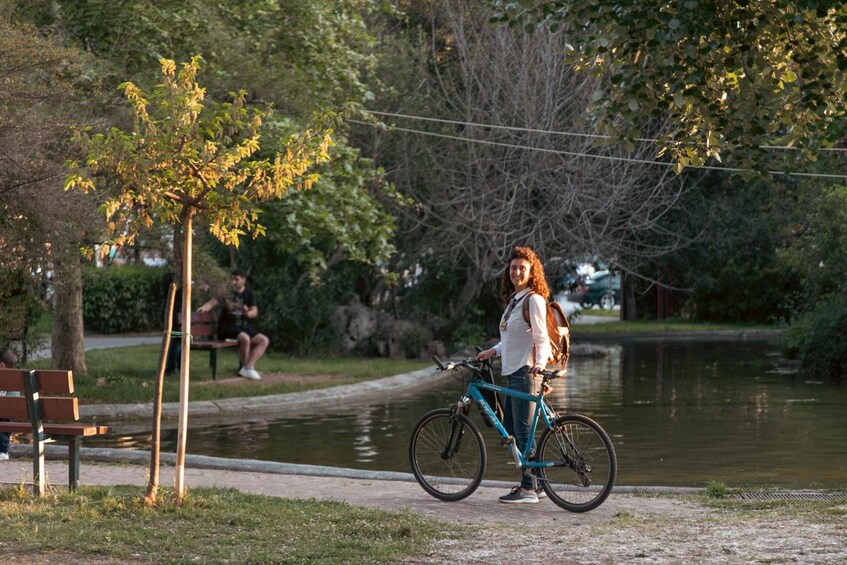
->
[732,492,847,501]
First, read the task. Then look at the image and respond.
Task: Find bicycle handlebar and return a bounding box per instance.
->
[432,355,566,381]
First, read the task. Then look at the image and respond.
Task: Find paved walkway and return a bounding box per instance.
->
[29,333,162,361]
[0,449,699,529]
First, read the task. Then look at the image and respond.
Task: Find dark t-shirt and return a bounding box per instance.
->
[217,288,256,328]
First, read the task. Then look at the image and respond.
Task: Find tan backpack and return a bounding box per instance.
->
[522,295,571,367]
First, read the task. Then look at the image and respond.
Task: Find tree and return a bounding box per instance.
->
[66,56,334,502]
[360,1,691,326]
[490,1,847,170]
[0,16,103,373]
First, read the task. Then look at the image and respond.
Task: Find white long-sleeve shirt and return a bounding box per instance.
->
[492,288,551,375]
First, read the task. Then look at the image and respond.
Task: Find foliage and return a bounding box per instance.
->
[0,269,46,360]
[0,485,448,563]
[253,143,398,277]
[491,1,847,169]
[704,481,732,498]
[780,184,847,302]
[231,251,378,355]
[27,0,382,115]
[65,56,335,248]
[784,294,847,382]
[81,266,169,334]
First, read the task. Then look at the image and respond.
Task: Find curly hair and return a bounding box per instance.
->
[499,246,550,305]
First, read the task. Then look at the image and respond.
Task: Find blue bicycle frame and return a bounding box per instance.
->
[462,378,559,473]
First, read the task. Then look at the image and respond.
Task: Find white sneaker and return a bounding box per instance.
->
[0,452,9,461]
[238,367,261,381]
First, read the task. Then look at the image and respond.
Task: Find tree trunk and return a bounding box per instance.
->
[175,207,193,503]
[447,269,485,321]
[172,224,183,284]
[622,272,638,321]
[51,256,87,373]
[144,282,177,507]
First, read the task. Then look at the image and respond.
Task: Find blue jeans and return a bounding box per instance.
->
[502,366,538,489]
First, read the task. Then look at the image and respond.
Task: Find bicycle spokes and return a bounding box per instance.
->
[409,408,487,502]
[551,423,594,486]
[537,415,616,512]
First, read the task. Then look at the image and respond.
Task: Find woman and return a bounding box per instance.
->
[477,246,551,504]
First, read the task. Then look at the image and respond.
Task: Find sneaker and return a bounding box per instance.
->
[536,487,547,500]
[238,367,261,381]
[499,487,538,504]
[0,452,8,461]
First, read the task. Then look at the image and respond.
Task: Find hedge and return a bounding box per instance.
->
[83,266,170,334]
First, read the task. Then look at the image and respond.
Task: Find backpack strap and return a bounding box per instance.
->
[522,292,533,325]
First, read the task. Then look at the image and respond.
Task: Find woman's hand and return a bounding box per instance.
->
[476,348,496,362]
[530,363,545,375]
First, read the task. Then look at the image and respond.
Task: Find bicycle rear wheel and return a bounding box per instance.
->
[409,408,486,501]
[537,414,616,512]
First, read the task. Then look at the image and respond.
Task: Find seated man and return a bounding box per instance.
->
[198,270,269,380]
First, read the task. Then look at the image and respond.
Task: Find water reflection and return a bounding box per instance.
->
[88,340,847,489]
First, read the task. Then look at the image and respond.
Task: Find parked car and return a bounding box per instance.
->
[567,270,621,309]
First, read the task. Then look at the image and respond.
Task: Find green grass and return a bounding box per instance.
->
[0,485,454,564]
[572,317,778,335]
[705,480,733,498]
[31,345,430,403]
[577,307,621,318]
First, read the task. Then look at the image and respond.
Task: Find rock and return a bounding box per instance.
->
[331,297,379,351]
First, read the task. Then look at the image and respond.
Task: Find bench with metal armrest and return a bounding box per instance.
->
[0,368,109,495]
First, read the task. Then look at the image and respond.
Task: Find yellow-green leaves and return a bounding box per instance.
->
[66,56,335,247]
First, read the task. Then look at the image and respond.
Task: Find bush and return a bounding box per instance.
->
[83,266,170,334]
[784,294,847,382]
[687,261,798,324]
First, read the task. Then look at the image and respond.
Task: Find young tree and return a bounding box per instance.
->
[66,56,334,502]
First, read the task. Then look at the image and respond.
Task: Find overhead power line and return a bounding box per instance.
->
[349,118,847,181]
[368,110,847,154]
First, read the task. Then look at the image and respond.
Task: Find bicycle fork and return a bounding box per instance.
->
[552,424,592,487]
[442,405,468,460]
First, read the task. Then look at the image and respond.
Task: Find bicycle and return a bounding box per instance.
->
[409,355,617,512]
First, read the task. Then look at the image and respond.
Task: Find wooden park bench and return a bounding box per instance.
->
[174,310,239,380]
[0,368,109,495]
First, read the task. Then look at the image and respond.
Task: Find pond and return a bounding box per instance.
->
[91,339,847,489]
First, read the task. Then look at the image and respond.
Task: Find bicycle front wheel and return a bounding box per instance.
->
[409,408,486,501]
[537,414,617,512]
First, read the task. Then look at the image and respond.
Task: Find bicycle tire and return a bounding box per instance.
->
[409,408,486,501]
[537,414,616,512]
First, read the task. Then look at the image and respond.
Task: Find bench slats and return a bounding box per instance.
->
[0,396,28,419]
[41,396,80,420]
[0,421,108,436]
[0,396,79,421]
[0,368,74,394]
[175,311,239,380]
[181,311,217,337]
[36,370,75,394]
[0,369,27,392]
